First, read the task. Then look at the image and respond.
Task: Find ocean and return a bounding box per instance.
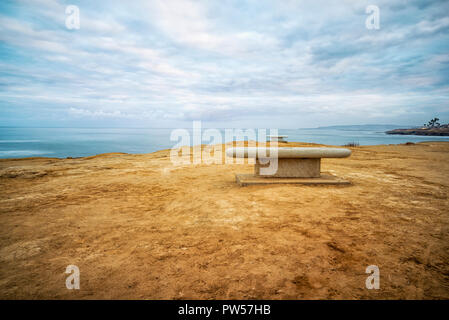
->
[1,126,449,159]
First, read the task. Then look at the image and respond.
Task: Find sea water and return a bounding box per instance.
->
[1,126,448,159]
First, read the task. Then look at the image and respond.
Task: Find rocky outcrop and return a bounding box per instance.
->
[386,125,449,136]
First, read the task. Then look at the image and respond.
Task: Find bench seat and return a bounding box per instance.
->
[226,147,351,179]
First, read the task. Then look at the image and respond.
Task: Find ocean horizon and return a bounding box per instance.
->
[1,125,449,159]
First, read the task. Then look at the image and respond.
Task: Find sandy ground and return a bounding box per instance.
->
[0,141,448,299]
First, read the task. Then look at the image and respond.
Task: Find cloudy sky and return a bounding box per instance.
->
[0,0,448,128]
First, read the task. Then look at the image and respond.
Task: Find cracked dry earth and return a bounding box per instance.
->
[0,141,448,299]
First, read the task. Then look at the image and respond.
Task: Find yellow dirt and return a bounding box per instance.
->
[0,141,448,299]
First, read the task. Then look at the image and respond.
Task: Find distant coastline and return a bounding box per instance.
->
[312,124,410,131]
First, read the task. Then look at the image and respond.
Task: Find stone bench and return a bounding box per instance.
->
[226,147,352,185]
[267,135,288,142]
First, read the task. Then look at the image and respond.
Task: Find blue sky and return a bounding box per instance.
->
[0,0,448,128]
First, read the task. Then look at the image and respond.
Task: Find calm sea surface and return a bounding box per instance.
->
[1,127,448,159]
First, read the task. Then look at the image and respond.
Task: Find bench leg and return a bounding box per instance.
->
[255,158,321,178]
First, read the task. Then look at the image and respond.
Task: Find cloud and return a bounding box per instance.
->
[0,0,448,128]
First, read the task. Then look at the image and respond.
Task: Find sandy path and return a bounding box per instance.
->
[0,141,448,299]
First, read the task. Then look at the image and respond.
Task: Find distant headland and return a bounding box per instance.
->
[386,118,449,136]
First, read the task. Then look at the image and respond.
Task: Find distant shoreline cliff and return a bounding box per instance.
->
[386,125,449,136]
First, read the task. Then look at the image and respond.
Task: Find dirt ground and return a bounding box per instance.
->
[0,141,448,299]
